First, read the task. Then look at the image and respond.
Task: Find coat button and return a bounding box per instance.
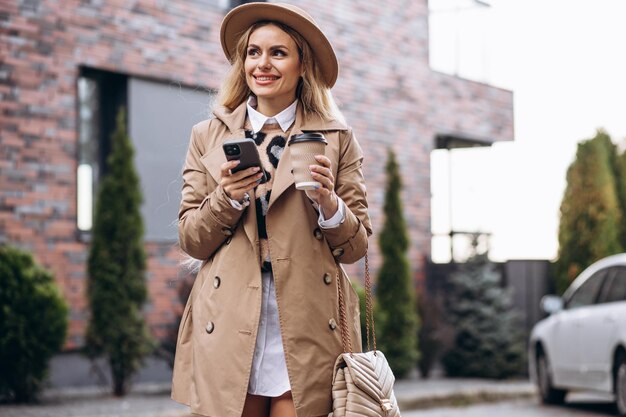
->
[222,227,234,237]
[323,273,333,285]
[213,276,221,289]
[328,318,337,331]
[332,247,344,258]
[205,321,215,334]
[313,228,323,240]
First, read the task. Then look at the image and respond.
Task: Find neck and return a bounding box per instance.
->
[256,95,295,117]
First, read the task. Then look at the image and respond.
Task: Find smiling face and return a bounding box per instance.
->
[244,24,303,116]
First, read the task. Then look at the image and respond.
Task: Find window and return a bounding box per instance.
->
[76,68,214,241]
[428,0,493,83]
[598,267,626,304]
[430,134,493,263]
[77,69,127,232]
[127,78,214,241]
[565,269,608,310]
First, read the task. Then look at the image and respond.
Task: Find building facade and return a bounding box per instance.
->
[0,0,513,349]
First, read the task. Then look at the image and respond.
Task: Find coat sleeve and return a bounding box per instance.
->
[321,128,372,264]
[178,123,245,260]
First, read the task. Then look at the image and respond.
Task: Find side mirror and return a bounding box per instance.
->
[541,295,564,314]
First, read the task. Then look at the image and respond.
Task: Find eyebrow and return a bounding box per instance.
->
[247,44,290,51]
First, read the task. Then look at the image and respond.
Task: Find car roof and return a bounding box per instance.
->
[563,253,626,300]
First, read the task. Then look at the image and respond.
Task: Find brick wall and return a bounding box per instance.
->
[0,0,513,349]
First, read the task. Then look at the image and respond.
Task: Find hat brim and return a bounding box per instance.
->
[220,2,338,88]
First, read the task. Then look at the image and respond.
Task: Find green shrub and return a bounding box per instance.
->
[375,148,420,377]
[442,248,525,379]
[0,245,68,402]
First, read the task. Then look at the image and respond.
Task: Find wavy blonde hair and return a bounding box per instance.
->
[217,21,344,123]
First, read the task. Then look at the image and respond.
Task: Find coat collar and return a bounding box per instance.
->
[212,100,349,134]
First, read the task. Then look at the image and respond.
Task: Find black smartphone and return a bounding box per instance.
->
[222,138,267,183]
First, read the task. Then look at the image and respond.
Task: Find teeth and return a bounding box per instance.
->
[256,76,278,81]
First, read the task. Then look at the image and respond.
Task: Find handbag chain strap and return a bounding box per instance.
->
[336,253,377,355]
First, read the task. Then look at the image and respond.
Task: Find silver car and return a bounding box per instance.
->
[529,253,626,415]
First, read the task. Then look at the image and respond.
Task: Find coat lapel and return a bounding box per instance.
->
[200,102,259,254]
[268,103,349,209]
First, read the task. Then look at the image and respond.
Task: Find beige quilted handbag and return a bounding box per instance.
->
[331,254,401,417]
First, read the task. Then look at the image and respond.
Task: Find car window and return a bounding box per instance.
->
[599,266,626,304]
[565,269,607,309]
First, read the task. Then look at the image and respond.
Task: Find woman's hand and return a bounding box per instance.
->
[220,161,264,202]
[305,155,339,218]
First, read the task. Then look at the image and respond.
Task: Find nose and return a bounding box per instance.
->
[257,53,271,70]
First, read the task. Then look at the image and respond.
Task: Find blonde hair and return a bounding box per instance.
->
[217,21,344,123]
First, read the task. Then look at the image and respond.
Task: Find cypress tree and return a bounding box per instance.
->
[85,108,156,396]
[442,245,525,379]
[375,148,420,377]
[556,130,622,294]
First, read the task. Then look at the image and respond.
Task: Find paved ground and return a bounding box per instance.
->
[0,392,188,417]
[394,377,536,409]
[0,377,536,417]
[403,396,617,417]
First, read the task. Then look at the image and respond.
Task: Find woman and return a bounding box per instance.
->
[171,3,372,417]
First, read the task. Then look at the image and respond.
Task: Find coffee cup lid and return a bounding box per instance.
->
[288,132,328,146]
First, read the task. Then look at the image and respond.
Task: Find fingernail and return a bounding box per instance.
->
[253,167,260,172]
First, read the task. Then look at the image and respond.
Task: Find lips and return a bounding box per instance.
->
[253,74,281,85]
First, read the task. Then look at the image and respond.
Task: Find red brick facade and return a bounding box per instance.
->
[0,0,513,349]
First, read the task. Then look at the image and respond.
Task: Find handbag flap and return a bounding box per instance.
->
[335,350,396,403]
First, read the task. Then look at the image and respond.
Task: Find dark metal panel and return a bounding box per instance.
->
[505,260,551,337]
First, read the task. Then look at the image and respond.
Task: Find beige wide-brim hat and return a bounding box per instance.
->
[220,2,339,88]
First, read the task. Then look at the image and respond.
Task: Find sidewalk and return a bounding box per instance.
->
[0,378,536,417]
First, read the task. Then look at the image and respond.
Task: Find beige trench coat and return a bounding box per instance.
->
[171,101,372,417]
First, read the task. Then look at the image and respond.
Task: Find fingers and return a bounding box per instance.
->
[310,155,334,194]
[238,171,264,189]
[223,175,262,200]
[220,160,240,177]
[314,155,331,168]
[221,161,261,180]
[220,161,263,199]
[310,172,333,196]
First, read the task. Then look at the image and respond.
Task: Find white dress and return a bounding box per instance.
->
[247,270,291,396]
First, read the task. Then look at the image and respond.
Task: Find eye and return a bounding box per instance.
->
[247,47,259,56]
[272,49,287,57]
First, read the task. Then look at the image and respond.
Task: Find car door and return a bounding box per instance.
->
[552,269,607,388]
[578,266,626,391]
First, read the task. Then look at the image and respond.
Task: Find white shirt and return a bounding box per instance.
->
[246,95,298,134]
